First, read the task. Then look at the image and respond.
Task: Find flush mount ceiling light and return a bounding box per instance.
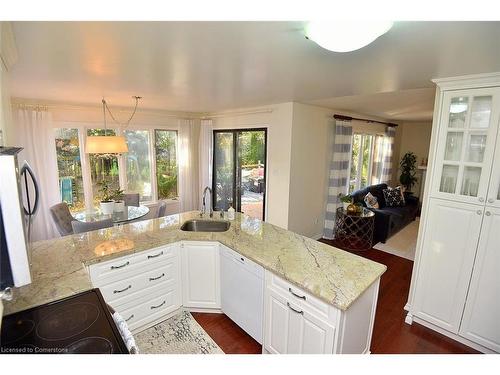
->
[86,96,142,154]
[305,20,393,53]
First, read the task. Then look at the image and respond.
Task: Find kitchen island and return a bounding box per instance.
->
[3,211,386,354]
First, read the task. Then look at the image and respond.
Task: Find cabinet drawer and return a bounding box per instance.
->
[267,272,330,320]
[99,262,177,305]
[116,286,180,332]
[89,244,177,285]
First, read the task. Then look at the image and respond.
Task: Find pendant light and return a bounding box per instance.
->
[85,96,141,154]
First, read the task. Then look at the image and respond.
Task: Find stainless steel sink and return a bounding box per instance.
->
[180,219,230,232]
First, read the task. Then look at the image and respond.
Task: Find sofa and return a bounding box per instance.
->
[350,183,419,244]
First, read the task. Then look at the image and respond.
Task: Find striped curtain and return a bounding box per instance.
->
[323,120,353,239]
[380,126,396,184]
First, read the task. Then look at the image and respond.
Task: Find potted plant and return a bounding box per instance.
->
[399,152,418,197]
[112,188,125,213]
[338,193,353,210]
[97,181,115,215]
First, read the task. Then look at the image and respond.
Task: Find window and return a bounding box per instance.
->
[53,127,179,211]
[124,130,152,201]
[155,130,178,199]
[349,133,390,192]
[54,128,84,212]
[87,129,121,206]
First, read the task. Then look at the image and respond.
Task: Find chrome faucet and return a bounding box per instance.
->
[201,186,213,218]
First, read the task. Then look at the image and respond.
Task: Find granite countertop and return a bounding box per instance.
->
[3,211,386,315]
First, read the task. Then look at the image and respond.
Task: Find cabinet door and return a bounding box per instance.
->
[412,198,483,333]
[264,289,335,354]
[431,88,500,204]
[459,207,500,352]
[486,117,500,208]
[181,242,221,309]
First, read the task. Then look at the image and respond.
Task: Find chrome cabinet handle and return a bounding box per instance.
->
[479,197,485,202]
[287,302,304,315]
[113,285,132,294]
[125,314,134,322]
[110,261,130,270]
[149,273,165,281]
[151,300,166,310]
[488,198,495,203]
[477,210,483,215]
[289,287,306,300]
[147,251,163,259]
[485,211,491,216]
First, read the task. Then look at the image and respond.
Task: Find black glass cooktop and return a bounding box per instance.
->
[1,289,128,354]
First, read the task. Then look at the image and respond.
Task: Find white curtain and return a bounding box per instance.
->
[14,107,60,241]
[178,118,201,212]
[198,119,213,208]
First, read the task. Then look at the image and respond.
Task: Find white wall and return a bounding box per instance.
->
[210,103,294,229]
[287,103,333,238]
[397,121,433,194]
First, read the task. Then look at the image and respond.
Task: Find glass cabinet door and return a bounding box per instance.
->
[486,117,500,209]
[434,89,500,204]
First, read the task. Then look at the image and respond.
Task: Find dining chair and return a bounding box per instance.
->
[50,202,74,236]
[71,218,113,234]
[124,193,140,207]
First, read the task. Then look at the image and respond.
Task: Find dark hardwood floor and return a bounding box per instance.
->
[191,312,262,354]
[193,242,479,354]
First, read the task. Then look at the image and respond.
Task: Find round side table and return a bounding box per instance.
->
[333,207,375,251]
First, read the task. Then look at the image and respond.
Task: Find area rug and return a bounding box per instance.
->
[373,218,419,261]
[135,311,224,354]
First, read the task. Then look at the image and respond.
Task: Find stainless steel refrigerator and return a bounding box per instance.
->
[0,147,37,295]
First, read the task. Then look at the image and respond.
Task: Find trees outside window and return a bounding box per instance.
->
[155,130,178,200]
[54,128,84,212]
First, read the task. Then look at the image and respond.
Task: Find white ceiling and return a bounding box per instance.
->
[306,88,437,121]
[9,21,500,118]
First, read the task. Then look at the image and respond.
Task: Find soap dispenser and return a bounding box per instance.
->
[227,204,235,220]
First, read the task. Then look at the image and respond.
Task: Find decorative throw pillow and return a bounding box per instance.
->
[364,192,379,209]
[383,186,406,207]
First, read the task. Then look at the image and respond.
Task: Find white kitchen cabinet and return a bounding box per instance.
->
[87,240,379,352]
[181,241,221,310]
[459,207,500,352]
[264,287,335,354]
[408,73,500,353]
[486,123,500,208]
[263,271,379,354]
[430,88,500,205]
[88,243,181,332]
[412,198,483,333]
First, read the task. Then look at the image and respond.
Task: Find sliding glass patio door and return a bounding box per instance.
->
[213,129,267,220]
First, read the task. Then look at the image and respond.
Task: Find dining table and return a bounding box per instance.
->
[73,205,150,225]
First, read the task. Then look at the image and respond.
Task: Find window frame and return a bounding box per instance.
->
[350,132,377,192]
[52,122,180,212]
